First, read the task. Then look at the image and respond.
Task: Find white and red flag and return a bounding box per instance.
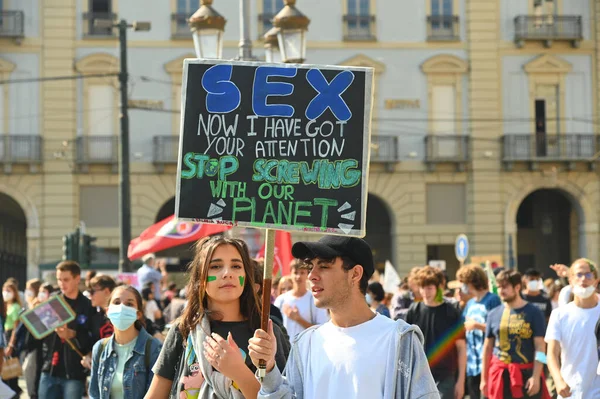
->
[127,215,231,260]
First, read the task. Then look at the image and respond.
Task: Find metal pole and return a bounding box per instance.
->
[118,19,132,273]
[238,0,253,60]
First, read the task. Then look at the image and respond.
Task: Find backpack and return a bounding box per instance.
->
[95,337,153,370]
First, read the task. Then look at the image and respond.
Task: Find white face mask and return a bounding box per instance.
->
[573,285,596,299]
[25,289,34,299]
[2,291,14,302]
[37,291,48,302]
[460,283,470,295]
[527,279,543,291]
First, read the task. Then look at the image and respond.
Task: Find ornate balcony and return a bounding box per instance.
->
[0,11,24,39]
[425,135,470,171]
[427,15,459,41]
[153,135,179,172]
[343,15,376,41]
[0,135,42,173]
[514,15,582,48]
[75,136,118,172]
[82,12,117,37]
[502,134,597,170]
[370,135,399,171]
[171,13,191,39]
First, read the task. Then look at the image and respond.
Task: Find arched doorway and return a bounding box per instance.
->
[364,193,393,273]
[516,189,578,276]
[0,193,27,286]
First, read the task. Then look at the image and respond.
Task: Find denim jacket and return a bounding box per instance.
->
[89,327,162,399]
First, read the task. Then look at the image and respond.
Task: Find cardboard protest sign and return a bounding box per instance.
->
[175,60,374,237]
[19,295,76,340]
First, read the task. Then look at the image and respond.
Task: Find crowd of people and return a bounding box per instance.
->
[0,234,599,399]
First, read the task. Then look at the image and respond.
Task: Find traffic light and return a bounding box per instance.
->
[80,234,97,268]
[62,230,80,262]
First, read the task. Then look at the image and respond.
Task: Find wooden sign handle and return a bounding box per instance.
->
[258,228,276,380]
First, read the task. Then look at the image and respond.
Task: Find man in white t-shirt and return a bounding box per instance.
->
[274,259,329,339]
[545,258,600,399]
[248,236,439,399]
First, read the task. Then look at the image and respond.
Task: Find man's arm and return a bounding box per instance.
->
[524,337,546,395]
[402,332,439,399]
[248,320,297,399]
[547,339,571,397]
[454,338,466,399]
[480,337,494,395]
[455,339,466,388]
[464,318,486,332]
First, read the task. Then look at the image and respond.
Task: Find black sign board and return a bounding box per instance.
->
[175,60,373,237]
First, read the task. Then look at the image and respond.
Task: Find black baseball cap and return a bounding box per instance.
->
[291,236,375,279]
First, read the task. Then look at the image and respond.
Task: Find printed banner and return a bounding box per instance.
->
[175,59,374,237]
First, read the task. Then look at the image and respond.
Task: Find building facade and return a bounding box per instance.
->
[0,0,599,282]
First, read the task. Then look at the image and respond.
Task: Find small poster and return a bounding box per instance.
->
[19,295,76,340]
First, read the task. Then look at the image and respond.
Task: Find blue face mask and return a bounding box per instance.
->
[107,304,138,331]
[365,293,373,305]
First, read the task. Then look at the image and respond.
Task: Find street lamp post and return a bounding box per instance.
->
[263,27,282,63]
[189,0,226,59]
[190,0,309,63]
[95,18,151,273]
[273,0,310,63]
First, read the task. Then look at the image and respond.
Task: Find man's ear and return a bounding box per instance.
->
[351,265,364,285]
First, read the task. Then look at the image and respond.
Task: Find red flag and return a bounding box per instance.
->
[256,231,293,276]
[127,215,231,260]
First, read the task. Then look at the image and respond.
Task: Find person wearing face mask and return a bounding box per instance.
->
[89,285,162,399]
[20,279,43,399]
[545,258,600,399]
[36,283,54,303]
[522,269,553,323]
[2,281,23,396]
[366,282,391,318]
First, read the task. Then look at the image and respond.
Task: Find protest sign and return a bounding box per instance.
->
[175,59,374,237]
[19,295,76,340]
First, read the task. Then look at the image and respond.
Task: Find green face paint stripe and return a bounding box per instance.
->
[239,276,245,287]
[207,276,217,282]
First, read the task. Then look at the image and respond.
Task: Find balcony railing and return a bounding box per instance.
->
[153,135,179,171]
[427,15,459,41]
[0,135,41,165]
[371,135,399,169]
[171,13,191,39]
[0,11,24,39]
[343,15,376,41]
[425,135,470,170]
[82,12,117,37]
[514,15,582,47]
[75,136,118,168]
[502,134,597,167]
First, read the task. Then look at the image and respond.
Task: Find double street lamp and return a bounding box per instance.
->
[189,0,310,63]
